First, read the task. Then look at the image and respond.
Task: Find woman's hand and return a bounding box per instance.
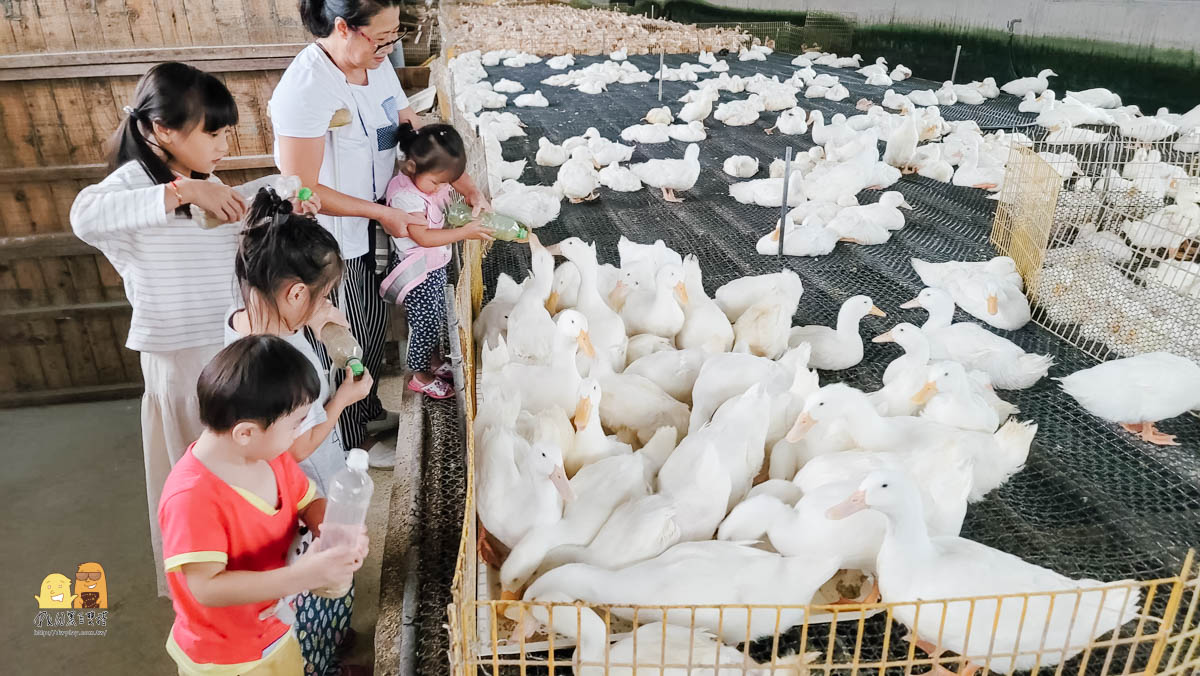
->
[461,220,495,242]
[178,179,248,223]
[306,299,349,333]
[465,189,492,217]
[378,207,427,238]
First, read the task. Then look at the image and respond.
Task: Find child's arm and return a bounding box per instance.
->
[71,170,246,244]
[299,497,328,539]
[407,219,495,247]
[179,542,359,608]
[286,367,373,463]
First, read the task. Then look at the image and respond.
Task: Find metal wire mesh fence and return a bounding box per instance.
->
[991,133,1200,365]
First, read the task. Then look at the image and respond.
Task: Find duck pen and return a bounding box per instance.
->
[420,2,1200,674]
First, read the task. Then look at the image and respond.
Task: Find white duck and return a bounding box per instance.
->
[883,114,919,170]
[830,471,1142,675]
[499,452,647,594]
[619,123,671,144]
[676,254,735,354]
[555,147,600,203]
[1001,68,1057,97]
[857,56,888,77]
[536,493,681,576]
[620,264,687,339]
[903,287,1053,389]
[514,90,549,107]
[882,89,913,111]
[679,87,719,123]
[935,81,958,106]
[732,282,802,360]
[553,237,627,374]
[522,540,840,645]
[947,275,1031,331]
[1058,352,1200,446]
[722,154,759,178]
[474,272,521,349]
[587,135,634,168]
[828,191,913,233]
[952,83,986,105]
[477,406,571,555]
[766,107,808,135]
[667,120,707,142]
[625,348,707,405]
[889,64,913,81]
[952,139,1005,191]
[491,78,523,93]
[864,71,894,87]
[871,323,1018,420]
[1019,89,1057,113]
[790,384,1037,502]
[493,312,595,415]
[547,261,579,315]
[973,76,1001,98]
[643,105,674,125]
[592,359,689,447]
[505,242,557,363]
[493,180,563,230]
[914,361,1003,433]
[630,143,701,203]
[596,163,642,193]
[566,378,633,476]
[789,295,886,370]
[906,88,939,107]
[912,256,1023,291]
[756,215,840,257]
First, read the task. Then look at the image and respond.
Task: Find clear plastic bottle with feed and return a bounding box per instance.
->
[319,322,365,378]
[312,448,374,599]
[443,199,529,242]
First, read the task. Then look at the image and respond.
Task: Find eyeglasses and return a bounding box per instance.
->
[76,571,102,581]
[350,25,407,54]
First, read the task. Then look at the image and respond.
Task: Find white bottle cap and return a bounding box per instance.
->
[346,448,369,472]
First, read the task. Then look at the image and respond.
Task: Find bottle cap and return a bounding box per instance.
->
[347,357,365,378]
[346,448,369,472]
[297,187,313,202]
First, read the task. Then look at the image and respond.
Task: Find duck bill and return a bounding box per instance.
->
[987,294,999,315]
[868,305,886,317]
[607,281,627,311]
[770,226,781,241]
[548,465,574,502]
[577,330,596,358]
[573,396,592,431]
[545,291,560,315]
[899,297,922,309]
[499,589,521,601]
[911,381,938,405]
[675,281,690,306]
[871,330,894,344]
[826,490,867,520]
[786,412,817,442]
[900,200,914,210]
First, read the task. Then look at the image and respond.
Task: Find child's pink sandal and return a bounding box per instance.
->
[433,362,454,380]
[408,376,455,399]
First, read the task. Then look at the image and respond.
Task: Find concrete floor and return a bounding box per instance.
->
[1,398,393,674]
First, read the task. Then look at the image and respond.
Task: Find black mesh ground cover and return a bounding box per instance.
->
[437,51,1200,674]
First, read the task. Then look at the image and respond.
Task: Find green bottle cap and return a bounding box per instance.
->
[347,357,365,378]
[297,187,313,202]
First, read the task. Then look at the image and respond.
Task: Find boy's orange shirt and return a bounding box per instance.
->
[158,444,316,665]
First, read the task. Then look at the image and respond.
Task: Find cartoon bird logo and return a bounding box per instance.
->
[35,573,77,608]
[73,562,108,609]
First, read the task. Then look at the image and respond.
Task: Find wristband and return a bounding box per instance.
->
[168,178,186,205]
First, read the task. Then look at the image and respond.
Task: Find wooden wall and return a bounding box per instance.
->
[0,1,305,406]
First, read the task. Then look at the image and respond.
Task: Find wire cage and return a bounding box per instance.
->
[990,132,1200,365]
[693,13,856,57]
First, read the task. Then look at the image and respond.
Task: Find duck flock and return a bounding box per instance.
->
[446,39,1200,673]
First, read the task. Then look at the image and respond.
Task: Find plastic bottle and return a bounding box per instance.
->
[312,449,374,599]
[319,322,365,378]
[443,201,530,242]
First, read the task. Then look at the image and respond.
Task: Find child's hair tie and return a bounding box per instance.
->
[122,105,139,118]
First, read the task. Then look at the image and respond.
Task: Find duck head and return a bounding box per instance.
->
[556,309,594,358]
[573,378,602,431]
[880,191,914,210]
[526,441,573,502]
[871,321,921,347]
[787,383,869,441]
[900,287,954,313]
[841,294,887,323]
[827,469,920,520]
[656,264,689,306]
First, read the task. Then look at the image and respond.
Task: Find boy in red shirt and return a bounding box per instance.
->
[158,335,368,675]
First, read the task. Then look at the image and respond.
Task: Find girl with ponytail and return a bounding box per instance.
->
[70,62,318,600]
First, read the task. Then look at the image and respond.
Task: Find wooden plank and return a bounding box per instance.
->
[0,153,276,183]
[124,0,167,48]
[0,381,143,408]
[0,232,99,260]
[23,80,71,165]
[81,76,122,163]
[241,0,279,45]
[35,257,85,389]
[94,0,137,50]
[0,42,307,70]
[210,0,251,45]
[66,253,128,382]
[222,72,267,156]
[21,184,60,234]
[51,80,100,166]
[154,0,194,47]
[0,56,299,81]
[33,0,80,52]
[109,310,139,377]
[7,259,49,389]
[9,0,49,53]
[63,0,101,52]
[0,186,36,237]
[0,299,130,320]
[179,0,222,47]
[94,254,125,300]
[0,82,40,168]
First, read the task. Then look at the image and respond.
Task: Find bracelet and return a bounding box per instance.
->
[168,178,186,205]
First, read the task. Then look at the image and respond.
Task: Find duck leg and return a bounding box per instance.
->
[904,633,983,676]
[972,183,999,190]
[661,187,685,203]
[477,520,508,569]
[1122,421,1178,446]
[764,126,776,135]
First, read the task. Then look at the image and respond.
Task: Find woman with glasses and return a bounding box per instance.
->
[270,0,489,471]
